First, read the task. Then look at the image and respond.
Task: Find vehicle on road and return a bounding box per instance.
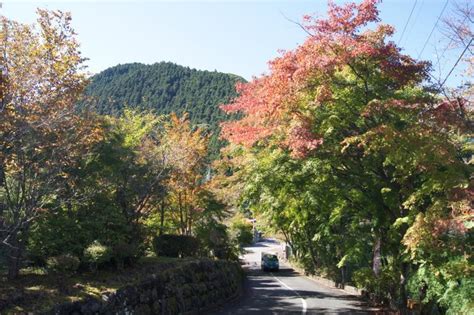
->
[261,252,279,271]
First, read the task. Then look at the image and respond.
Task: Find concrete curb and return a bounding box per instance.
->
[272,240,362,297]
[283,259,387,314]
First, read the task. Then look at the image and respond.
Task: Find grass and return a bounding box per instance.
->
[0,256,192,314]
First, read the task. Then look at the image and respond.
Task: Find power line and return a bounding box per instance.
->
[418,0,450,59]
[403,0,425,46]
[398,0,418,45]
[439,37,473,89]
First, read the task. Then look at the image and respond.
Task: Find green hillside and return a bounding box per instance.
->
[79,62,245,156]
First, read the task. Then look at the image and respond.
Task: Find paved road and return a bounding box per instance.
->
[213,239,377,315]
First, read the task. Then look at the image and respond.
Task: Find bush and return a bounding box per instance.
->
[352,267,399,304]
[231,221,253,246]
[83,241,112,270]
[111,241,142,269]
[27,209,86,264]
[407,263,474,314]
[46,254,80,273]
[27,197,138,266]
[153,235,199,258]
[195,221,239,260]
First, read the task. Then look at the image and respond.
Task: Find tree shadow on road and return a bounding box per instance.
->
[213,267,379,315]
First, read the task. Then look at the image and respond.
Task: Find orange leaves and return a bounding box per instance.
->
[160,113,213,235]
[162,112,208,192]
[1,9,88,135]
[403,183,473,261]
[0,9,101,209]
[162,113,207,178]
[402,213,432,257]
[314,85,333,104]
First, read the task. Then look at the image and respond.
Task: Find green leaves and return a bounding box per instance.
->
[380,187,398,209]
[392,216,409,228]
[79,62,244,158]
[219,3,472,309]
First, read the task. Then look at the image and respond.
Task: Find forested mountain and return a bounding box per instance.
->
[79,62,245,155]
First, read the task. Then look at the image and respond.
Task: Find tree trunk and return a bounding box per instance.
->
[373,234,382,276]
[341,265,347,288]
[178,192,185,235]
[304,226,318,271]
[7,240,22,280]
[159,200,165,236]
[399,262,409,314]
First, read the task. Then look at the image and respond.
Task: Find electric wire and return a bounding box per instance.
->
[439,37,473,89]
[403,0,425,47]
[398,0,418,45]
[418,0,450,59]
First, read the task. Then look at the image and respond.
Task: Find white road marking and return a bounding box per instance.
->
[272,273,307,314]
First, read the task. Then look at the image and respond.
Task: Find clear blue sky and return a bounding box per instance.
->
[1,0,469,86]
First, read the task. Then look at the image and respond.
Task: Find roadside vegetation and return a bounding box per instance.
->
[0,0,472,314]
[0,10,247,313]
[216,1,473,313]
[0,256,190,313]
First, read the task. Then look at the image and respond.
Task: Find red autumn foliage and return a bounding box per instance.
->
[220,0,433,158]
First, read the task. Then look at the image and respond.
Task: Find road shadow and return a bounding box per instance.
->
[241,241,280,257]
[274,268,367,300]
[259,238,280,244]
[247,242,272,249]
[213,266,379,315]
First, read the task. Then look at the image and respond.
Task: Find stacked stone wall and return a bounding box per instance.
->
[46,259,242,315]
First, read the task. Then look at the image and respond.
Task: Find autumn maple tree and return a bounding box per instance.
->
[0,10,100,279]
[220,0,472,312]
[158,114,223,236]
[221,0,428,157]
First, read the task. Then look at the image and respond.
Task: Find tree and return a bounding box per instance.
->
[220,0,472,311]
[160,114,224,235]
[441,0,473,75]
[27,109,170,268]
[82,109,167,260]
[105,109,167,225]
[0,10,100,279]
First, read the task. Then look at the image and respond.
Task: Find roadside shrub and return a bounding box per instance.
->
[27,197,137,266]
[353,267,399,304]
[407,263,474,314]
[195,221,239,260]
[46,254,80,273]
[230,220,253,246]
[83,241,112,270]
[153,235,199,258]
[111,241,142,269]
[27,209,86,264]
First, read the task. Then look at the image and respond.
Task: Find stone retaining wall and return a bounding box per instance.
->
[46,259,243,315]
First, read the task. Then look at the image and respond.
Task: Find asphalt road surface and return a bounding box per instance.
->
[213,239,377,315]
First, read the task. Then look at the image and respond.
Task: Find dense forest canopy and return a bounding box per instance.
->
[78,62,245,156]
